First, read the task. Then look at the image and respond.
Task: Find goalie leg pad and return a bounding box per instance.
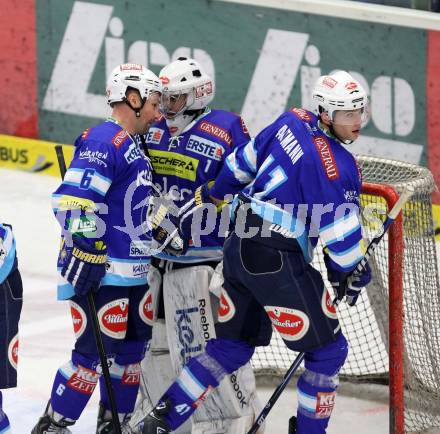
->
[162,265,263,432]
[296,332,348,434]
[50,350,100,420]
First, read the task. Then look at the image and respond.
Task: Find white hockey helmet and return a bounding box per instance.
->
[312,71,368,123]
[159,57,215,118]
[106,63,162,106]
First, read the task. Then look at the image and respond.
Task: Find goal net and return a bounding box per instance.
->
[251,155,440,434]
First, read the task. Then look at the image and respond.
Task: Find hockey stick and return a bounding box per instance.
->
[246,185,414,434]
[54,145,122,434]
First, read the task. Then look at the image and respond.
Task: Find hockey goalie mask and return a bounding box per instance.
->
[159,57,215,120]
[106,63,162,106]
[312,71,369,127]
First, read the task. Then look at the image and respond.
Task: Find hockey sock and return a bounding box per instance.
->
[157,352,226,430]
[0,392,10,433]
[99,360,141,420]
[296,332,348,434]
[50,351,100,421]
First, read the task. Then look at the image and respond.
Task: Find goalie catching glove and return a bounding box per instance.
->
[61,237,107,296]
[323,250,372,306]
[150,181,223,256]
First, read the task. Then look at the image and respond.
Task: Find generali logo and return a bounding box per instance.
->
[313,136,339,181]
[98,298,129,338]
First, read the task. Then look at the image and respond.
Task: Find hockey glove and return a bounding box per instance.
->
[61,237,107,296]
[149,196,188,256]
[151,182,222,256]
[324,250,371,306]
[345,262,372,306]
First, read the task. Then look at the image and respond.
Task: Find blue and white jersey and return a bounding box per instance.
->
[0,224,17,284]
[53,119,153,299]
[210,108,365,273]
[144,108,250,263]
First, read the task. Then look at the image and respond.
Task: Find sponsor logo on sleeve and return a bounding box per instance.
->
[98,299,129,339]
[321,290,338,320]
[145,127,164,144]
[198,121,232,147]
[124,142,142,163]
[112,130,129,148]
[290,107,312,122]
[313,136,339,180]
[8,334,18,370]
[70,301,87,338]
[217,289,236,323]
[265,306,310,341]
[67,216,97,236]
[139,289,154,326]
[81,128,91,139]
[241,117,249,135]
[56,195,98,212]
[149,149,198,181]
[186,135,224,161]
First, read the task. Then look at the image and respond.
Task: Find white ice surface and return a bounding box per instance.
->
[0,168,438,434]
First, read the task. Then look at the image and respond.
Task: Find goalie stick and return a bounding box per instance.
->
[54,145,122,434]
[246,185,414,434]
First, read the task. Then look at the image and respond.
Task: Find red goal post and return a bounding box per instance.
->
[362,182,404,434]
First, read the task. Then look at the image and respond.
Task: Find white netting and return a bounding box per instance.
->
[251,155,440,433]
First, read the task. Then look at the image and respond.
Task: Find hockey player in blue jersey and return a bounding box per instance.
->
[0,224,23,433]
[131,57,262,433]
[32,63,162,434]
[137,70,372,434]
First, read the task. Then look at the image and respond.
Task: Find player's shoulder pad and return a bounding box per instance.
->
[74,121,132,152]
[273,109,316,142]
[196,109,249,147]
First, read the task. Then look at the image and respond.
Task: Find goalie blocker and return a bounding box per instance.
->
[131,262,264,434]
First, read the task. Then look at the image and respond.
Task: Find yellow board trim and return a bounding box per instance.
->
[0,134,73,177]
